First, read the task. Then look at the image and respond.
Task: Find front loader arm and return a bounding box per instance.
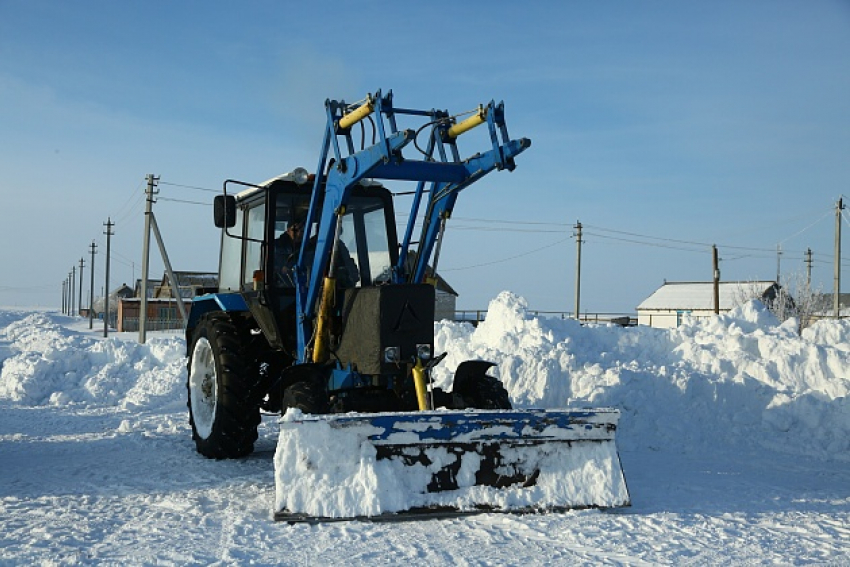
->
[293,90,530,362]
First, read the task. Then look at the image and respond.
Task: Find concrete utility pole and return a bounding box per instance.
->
[805,248,813,289]
[573,221,583,321]
[78,257,85,317]
[140,174,159,344]
[713,245,720,315]
[104,218,114,337]
[89,241,97,329]
[62,280,66,314]
[70,266,76,317]
[835,198,844,319]
[150,213,188,323]
[776,244,782,285]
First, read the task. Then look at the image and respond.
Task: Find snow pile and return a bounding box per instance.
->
[0,312,186,410]
[433,292,850,460]
[2,296,849,522]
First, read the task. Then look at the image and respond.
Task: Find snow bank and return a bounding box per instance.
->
[434,292,850,460]
[2,298,848,463]
[0,312,186,410]
[2,294,849,522]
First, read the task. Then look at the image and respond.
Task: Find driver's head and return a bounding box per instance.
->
[287,213,307,244]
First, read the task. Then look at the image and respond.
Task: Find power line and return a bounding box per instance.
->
[582,230,707,253]
[451,216,570,228]
[779,209,833,245]
[158,196,212,206]
[441,237,571,271]
[111,179,146,221]
[159,181,219,193]
[112,191,146,226]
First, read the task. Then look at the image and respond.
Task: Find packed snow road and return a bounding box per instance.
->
[1,297,848,565]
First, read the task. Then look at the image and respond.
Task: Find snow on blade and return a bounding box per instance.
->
[274,408,629,519]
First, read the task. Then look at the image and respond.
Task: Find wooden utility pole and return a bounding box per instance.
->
[574,221,583,320]
[103,218,114,337]
[70,265,76,317]
[712,245,720,315]
[89,241,97,329]
[78,257,85,317]
[835,198,844,319]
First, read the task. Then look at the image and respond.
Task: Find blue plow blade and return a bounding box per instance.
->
[274,408,630,522]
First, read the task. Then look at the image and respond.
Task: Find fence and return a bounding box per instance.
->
[452,310,637,326]
[119,317,186,332]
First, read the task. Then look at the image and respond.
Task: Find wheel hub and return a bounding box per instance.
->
[189,337,217,439]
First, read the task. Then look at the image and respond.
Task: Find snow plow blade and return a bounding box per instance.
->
[273,408,630,522]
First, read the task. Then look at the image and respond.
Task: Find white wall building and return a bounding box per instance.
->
[637,281,781,328]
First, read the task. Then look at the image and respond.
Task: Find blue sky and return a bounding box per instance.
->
[2,1,849,314]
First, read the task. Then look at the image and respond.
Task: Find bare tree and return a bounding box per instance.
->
[733,274,822,334]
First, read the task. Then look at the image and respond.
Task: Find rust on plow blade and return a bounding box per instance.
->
[273,408,630,522]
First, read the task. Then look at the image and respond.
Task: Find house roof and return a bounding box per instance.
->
[637,281,777,311]
[161,271,218,288]
[133,279,160,298]
[112,284,134,298]
[401,254,458,296]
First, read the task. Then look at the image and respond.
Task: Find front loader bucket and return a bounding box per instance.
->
[273,408,630,522]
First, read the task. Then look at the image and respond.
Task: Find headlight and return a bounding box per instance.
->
[291,167,311,186]
[383,346,401,363]
[416,344,432,361]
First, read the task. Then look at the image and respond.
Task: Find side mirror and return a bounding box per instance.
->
[214,195,237,228]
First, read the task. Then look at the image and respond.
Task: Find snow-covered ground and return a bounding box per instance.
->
[1,293,848,565]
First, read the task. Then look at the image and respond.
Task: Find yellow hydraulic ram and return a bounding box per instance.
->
[311,276,336,364]
[447,105,487,138]
[312,207,346,364]
[338,98,375,130]
[411,358,431,411]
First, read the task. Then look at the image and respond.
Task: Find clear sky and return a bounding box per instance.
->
[2,1,849,314]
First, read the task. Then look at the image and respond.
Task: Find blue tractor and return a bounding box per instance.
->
[185,90,629,519]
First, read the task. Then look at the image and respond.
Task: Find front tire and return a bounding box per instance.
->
[187,313,260,458]
[282,377,330,414]
[467,375,512,409]
[453,360,512,410]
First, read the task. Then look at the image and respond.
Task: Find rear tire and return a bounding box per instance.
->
[187,313,261,459]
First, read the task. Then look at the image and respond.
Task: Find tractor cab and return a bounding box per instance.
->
[210,170,425,381]
[214,171,398,294]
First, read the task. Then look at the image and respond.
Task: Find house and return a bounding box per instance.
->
[432,272,459,321]
[133,279,160,299]
[117,272,218,332]
[114,283,135,300]
[154,271,218,299]
[637,281,783,328]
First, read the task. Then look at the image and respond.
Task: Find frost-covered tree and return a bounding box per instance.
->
[734,273,821,334]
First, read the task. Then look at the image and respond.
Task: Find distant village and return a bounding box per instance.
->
[83,270,850,333]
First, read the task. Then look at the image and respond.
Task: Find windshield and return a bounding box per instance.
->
[272,192,393,289]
